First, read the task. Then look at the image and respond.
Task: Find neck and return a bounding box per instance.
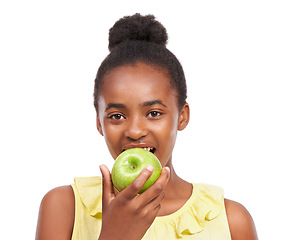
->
[163,160,192,200]
[155,159,193,216]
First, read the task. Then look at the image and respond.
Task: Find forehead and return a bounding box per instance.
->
[99,62,177,106]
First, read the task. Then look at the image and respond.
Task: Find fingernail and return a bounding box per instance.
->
[146,165,154,172]
[164,166,170,173]
[99,164,104,173]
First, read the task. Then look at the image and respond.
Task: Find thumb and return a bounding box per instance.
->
[99,164,115,209]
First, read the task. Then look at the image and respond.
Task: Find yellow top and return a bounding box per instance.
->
[71,177,231,240]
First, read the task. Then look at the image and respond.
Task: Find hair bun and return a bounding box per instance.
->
[108,13,168,51]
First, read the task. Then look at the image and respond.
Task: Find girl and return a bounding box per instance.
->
[36,13,258,239]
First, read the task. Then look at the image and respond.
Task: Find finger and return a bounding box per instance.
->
[138,166,170,205]
[121,165,155,199]
[142,190,166,222]
[99,164,115,208]
[149,191,165,214]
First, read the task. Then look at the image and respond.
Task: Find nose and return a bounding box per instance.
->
[124,116,148,140]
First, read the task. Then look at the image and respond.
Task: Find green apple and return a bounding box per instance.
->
[111,148,162,193]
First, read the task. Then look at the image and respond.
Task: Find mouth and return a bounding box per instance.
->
[122,147,156,154]
[142,147,156,154]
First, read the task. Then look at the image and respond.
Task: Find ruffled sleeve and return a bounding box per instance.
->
[145,183,224,238]
[74,176,102,217]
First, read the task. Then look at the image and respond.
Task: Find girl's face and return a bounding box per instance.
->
[96,62,189,167]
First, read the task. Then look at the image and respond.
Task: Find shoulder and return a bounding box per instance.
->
[41,185,75,205]
[36,185,75,240]
[224,199,258,240]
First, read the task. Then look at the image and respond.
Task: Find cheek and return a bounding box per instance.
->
[165,115,179,137]
[156,116,179,148]
[101,121,122,159]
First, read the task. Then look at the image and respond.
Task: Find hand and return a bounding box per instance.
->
[98,164,170,240]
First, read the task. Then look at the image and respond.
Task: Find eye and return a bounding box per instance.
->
[147,111,162,118]
[108,113,125,120]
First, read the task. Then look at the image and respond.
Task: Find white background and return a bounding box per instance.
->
[1,1,287,239]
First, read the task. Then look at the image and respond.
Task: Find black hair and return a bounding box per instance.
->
[93,13,187,113]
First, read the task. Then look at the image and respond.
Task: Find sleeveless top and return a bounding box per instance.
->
[71,177,231,240]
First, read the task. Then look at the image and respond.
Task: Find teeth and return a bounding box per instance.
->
[143,147,153,153]
[122,148,155,153]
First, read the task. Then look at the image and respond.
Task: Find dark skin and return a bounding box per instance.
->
[36,62,258,240]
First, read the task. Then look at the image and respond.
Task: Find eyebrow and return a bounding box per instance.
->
[142,100,167,108]
[105,103,126,112]
[105,100,167,112]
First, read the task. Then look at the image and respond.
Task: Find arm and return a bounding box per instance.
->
[225,199,258,240]
[35,185,75,240]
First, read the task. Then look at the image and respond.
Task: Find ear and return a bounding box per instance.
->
[96,115,103,136]
[178,102,190,131]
